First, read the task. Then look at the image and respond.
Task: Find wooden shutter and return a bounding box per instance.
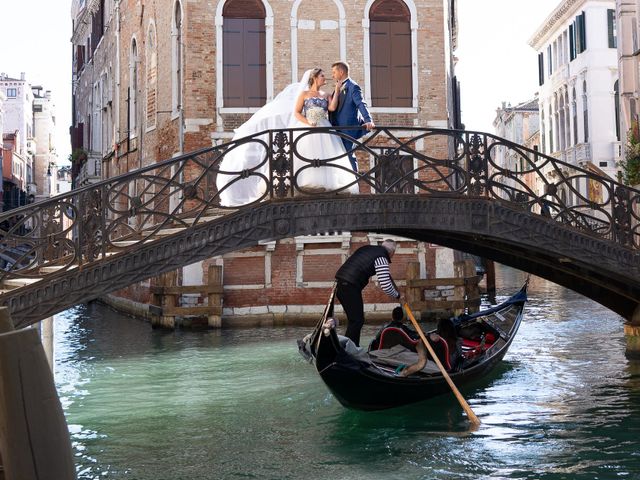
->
[223,19,244,107]
[370,22,392,106]
[569,24,576,60]
[223,0,266,107]
[244,19,266,107]
[538,52,544,86]
[390,22,412,107]
[369,0,412,108]
[608,9,616,48]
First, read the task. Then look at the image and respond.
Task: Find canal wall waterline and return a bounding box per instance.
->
[97,294,400,328]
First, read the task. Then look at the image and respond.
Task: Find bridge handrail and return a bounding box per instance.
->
[0,126,638,284]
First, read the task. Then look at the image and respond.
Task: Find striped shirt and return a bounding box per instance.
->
[374,256,400,298]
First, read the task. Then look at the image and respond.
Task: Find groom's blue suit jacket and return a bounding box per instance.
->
[330,78,373,139]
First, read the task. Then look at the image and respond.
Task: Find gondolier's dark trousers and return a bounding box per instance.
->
[336,280,365,347]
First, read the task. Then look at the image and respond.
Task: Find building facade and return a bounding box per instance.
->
[0,90,5,209]
[32,87,59,202]
[616,0,640,160]
[1,73,34,211]
[530,0,620,206]
[493,98,541,195]
[70,0,462,322]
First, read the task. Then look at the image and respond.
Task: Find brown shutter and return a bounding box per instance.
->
[369,0,411,108]
[390,22,411,107]
[370,22,391,106]
[244,19,266,107]
[223,19,244,107]
[223,0,266,107]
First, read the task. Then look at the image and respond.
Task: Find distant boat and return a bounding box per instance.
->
[298,283,528,411]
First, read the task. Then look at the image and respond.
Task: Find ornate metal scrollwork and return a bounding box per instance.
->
[271,131,292,198]
[1,126,639,290]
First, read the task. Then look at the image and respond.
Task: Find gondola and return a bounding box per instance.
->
[298,282,528,411]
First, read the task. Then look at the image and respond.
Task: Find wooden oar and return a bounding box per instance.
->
[403,302,481,426]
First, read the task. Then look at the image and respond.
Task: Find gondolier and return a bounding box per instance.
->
[335,239,402,346]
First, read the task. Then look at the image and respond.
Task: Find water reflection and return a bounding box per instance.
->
[54,267,640,480]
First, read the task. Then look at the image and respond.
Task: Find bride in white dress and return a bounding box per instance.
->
[217,69,358,206]
[290,68,359,194]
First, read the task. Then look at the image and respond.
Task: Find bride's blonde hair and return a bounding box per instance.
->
[308,68,323,89]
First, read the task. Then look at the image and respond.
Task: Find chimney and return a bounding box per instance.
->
[20,72,26,80]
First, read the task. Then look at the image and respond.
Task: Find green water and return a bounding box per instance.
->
[55,268,640,479]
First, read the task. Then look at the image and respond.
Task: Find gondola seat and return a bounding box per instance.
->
[377,327,418,352]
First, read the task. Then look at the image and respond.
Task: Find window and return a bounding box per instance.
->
[559,93,565,151]
[541,110,546,154]
[608,9,617,49]
[582,80,589,142]
[575,12,587,54]
[564,90,570,149]
[6,88,16,98]
[538,52,544,86]
[222,0,267,108]
[369,0,412,107]
[548,102,554,153]
[172,1,182,114]
[547,45,553,77]
[614,80,620,141]
[146,23,158,129]
[129,38,139,137]
[572,87,578,144]
[569,24,576,61]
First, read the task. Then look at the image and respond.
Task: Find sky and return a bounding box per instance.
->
[456,0,561,132]
[0,0,73,164]
[0,0,562,165]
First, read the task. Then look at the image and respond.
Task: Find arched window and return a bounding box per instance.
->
[129,38,138,137]
[146,22,158,129]
[572,87,578,145]
[582,80,589,142]
[548,101,554,153]
[558,92,565,151]
[223,0,266,107]
[553,94,559,152]
[541,109,546,154]
[563,89,570,148]
[172,1,182,114]
[614,80,620,141]
[369,0,412,107]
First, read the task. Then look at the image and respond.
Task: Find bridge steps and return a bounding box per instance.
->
[39,266,68,274]
[4,278,43,288]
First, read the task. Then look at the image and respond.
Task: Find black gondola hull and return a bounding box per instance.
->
[301,286,527,411]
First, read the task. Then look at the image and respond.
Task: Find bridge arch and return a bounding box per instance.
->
[5,195,639,328]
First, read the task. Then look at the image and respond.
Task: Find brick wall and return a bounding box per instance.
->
[77,0,458,322]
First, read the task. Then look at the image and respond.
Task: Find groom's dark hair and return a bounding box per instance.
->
[332,61,350,75]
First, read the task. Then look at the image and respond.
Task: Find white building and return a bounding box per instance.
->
[1,72,34,210]
[530,0,620,206]
[493,98,541,199]
[0,73,34,159]
[32,86,59,201]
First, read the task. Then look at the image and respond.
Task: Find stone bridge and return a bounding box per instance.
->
[1,127,639,328]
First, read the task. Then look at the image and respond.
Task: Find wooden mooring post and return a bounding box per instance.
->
[405,260,481,320]
[0,308,76,480]
[150,265,223,329]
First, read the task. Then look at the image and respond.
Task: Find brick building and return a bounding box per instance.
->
[71,0,462,324]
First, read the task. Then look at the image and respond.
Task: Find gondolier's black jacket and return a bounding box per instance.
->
[335,245,390,290]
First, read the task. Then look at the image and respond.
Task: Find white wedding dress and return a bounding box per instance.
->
[217,70,358,207]
[291,96,359,194]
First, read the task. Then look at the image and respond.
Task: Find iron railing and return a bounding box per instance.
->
[0,127,638,284]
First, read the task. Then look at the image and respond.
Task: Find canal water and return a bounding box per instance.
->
[54,267,640,479]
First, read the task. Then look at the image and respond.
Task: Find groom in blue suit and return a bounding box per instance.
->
[329,62,375,172]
